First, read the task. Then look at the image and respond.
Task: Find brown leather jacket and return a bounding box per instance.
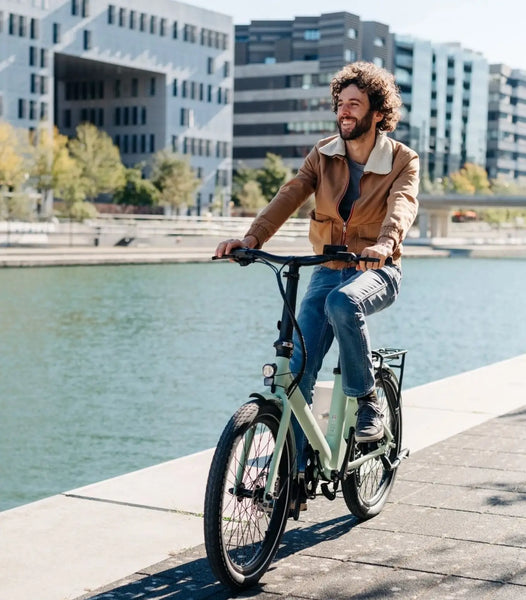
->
[246,133,419,268]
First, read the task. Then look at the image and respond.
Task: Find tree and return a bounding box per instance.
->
[447,163,491,195]
[0,121,30,190]
[69,123,125,200]
[151,150,200,213]
[257,153,293,200]
[238,180,267,212]
[114,164,159,207]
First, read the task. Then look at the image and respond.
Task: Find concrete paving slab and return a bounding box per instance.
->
[67,448,214,514]
[0,494,204,600]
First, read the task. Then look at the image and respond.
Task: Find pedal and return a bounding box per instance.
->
[380,447,410,471]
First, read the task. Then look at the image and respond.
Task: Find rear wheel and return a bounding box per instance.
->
[342,370,402,519]
[204,399,292,590]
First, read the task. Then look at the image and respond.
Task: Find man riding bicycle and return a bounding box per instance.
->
[216,61,419,459]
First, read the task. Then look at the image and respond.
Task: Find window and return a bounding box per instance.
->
[183,24,196,43]
[72,0,79,16]
[172,21,178,38]
[347,28,357,39]
[40,102,48,120]
[9,13,16,35]
[374,36,384,47]
[30,18,38,39]
[373,57,384,68]
[149,77,156,96]
[40,49,48,68]
[180,107,193,126]
[141,106,146,124]
[132,106,138,125]
[108,5,115,25]
[131,78,138,97]
[160,18,166,36]
[304,29,320,41]
[81,0,89,18]
[172,78,178,96]
[119,8,126,27]
[19,15,26,37]
[114,106,121,125]
[123,106,129,125]
[129,10,136,29]
[29,46,37,66]
[150,16,156,34]
[207,57,214,75]
[114,79,121,98]
[53,22,61,43]
[149,134,155,153]
[223,61,230,78]
[139,13,146,32]
[344,49,356,62]
[30,74,38,94]
[18,98,27,119]
[83,30,91,50]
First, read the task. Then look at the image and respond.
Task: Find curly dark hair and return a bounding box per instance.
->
[330,61,402,132]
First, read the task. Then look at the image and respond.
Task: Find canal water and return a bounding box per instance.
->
[1,257,525,511]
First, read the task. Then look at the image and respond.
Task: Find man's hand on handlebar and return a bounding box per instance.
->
[215,235,258,258]
[357,240,394,271]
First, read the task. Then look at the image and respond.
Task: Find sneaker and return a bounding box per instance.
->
[355,392,384,442]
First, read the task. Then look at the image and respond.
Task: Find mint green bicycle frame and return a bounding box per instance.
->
[253,354,395,505]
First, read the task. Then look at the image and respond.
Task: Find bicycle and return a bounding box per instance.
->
[204,246,409,591]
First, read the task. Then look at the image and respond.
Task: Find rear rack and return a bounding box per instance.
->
[372,348,407,406]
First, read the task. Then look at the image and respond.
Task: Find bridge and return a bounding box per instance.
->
[418,194,526,238]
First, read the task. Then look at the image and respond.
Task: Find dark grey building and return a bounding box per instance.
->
[233,12,393,170]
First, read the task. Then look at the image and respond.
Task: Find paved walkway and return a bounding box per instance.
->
[76,404,526,600]
[2,357,525,600]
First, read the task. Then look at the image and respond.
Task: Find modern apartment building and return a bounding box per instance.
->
[486,64,526,184]
[393,36,489,182]
[0,0,233,214]
[233,12,393,170]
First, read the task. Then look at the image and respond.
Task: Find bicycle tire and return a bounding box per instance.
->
[341,369,402,519]
[204,398,293,590]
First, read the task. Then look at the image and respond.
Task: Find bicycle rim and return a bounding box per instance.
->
[204,399,292,590]
[342,372,401,519]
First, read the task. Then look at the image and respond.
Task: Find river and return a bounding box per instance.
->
[1,257,525,511]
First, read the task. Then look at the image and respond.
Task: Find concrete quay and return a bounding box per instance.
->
[1,355,525,599]
[0,237,451,268]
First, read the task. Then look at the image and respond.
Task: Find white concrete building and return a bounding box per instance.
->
[0,0,233,214]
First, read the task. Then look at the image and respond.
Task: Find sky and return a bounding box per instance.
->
[190,0,525,71]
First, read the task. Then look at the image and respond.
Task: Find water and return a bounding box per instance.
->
[1,257,525,512]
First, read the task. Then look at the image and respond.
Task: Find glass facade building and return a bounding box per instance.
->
[393,36,489,181]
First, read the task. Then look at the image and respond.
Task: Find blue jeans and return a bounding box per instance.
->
[289,263,402,468]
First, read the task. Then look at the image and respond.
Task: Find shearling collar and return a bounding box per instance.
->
[319,133,393,175]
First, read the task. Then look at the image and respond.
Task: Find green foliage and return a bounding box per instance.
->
[446,163,491,195]
[151,150,200,211]
[257,153,293,200]
[0,192,34,220]
[0,121,31,189]
[232,153,293,206]
[114,164,159,206]
[69,123,125,200]
[66,200,99,221]
[238,180,267,211]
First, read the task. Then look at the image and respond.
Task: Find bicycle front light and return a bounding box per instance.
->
[262,363,277,386]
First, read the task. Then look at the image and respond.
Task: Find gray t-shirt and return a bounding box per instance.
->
[338,157,365,222]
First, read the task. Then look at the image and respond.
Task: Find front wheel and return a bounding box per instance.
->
[341,370,402,519]
[204,399,293,590]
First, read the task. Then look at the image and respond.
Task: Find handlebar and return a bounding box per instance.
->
[212,247,379,267]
